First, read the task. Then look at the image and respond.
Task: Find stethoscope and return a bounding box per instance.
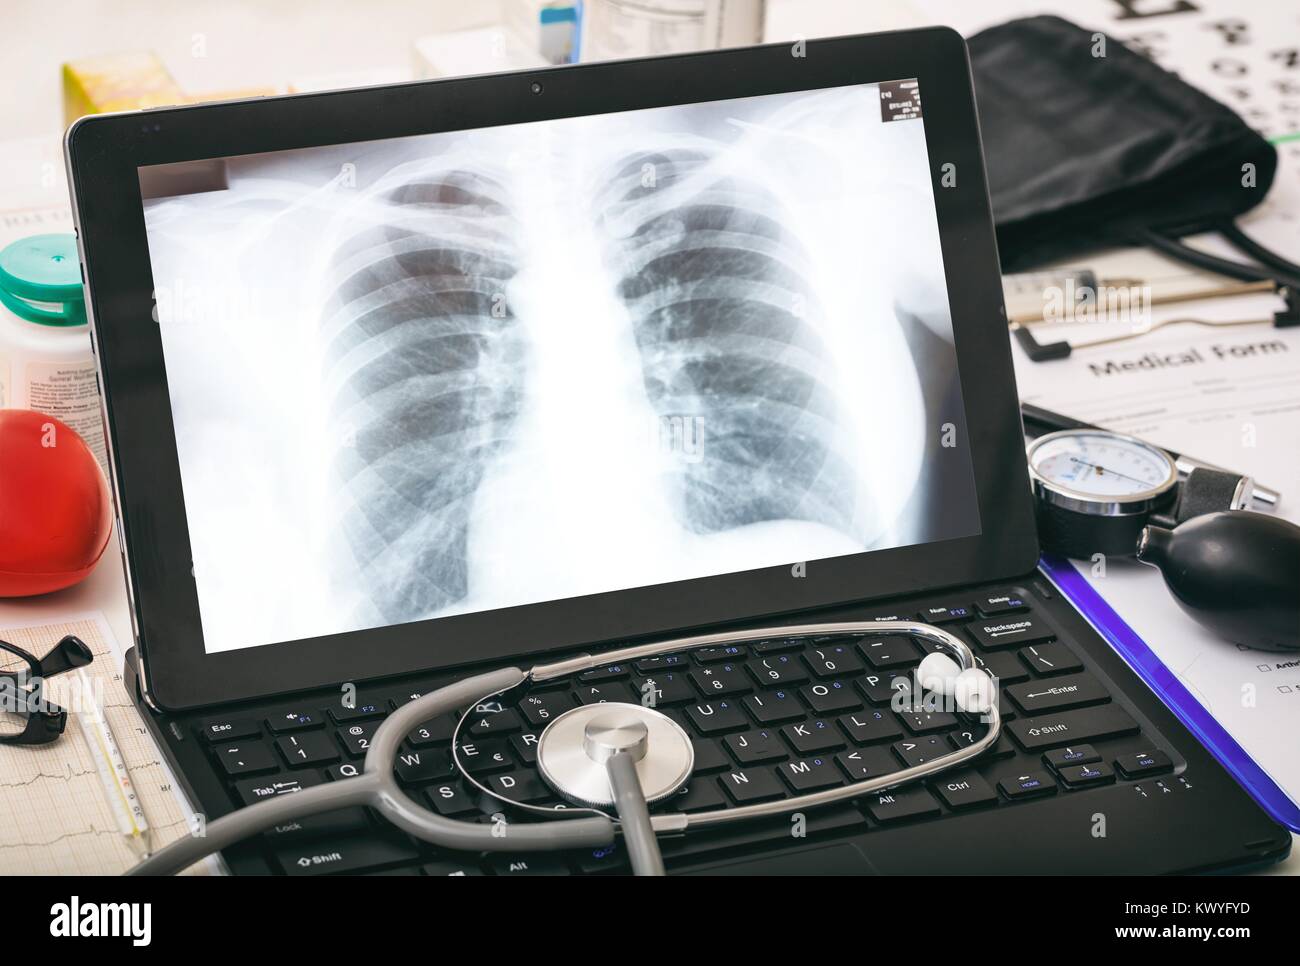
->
[128,621,999,876]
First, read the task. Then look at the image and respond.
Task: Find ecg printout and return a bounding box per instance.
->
[0,614,212,875]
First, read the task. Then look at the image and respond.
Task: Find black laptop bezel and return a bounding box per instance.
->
[66,27,1037,711]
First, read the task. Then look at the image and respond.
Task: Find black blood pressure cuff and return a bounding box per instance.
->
[968,14,1278,271]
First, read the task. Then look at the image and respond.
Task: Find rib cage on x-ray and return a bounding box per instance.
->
[322,169,525,624]
[599,148,871,543]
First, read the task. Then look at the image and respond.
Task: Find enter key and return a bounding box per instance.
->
[1006,672,1109,714]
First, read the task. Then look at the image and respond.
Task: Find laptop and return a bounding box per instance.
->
[65,28,1290,875]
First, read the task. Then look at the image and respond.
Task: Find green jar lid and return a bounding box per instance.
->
[0,233,86,327]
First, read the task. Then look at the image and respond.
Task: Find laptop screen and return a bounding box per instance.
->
[138,78,981,655]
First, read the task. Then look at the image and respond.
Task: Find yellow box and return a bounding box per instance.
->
[62,51,186,125]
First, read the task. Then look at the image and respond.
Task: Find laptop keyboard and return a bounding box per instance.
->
[193,585,1179,875]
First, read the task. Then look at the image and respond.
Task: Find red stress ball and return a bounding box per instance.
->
[0,409,112,596]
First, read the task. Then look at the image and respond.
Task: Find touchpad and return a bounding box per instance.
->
[678,843,875,876]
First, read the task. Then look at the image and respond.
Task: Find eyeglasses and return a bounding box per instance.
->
[0,635,94,746]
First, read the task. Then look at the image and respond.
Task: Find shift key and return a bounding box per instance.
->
[1008,705,1139,750]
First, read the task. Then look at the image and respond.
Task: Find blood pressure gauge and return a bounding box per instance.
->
[1027,429,1178,559]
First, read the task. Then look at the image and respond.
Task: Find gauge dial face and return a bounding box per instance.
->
[1029,431,1176,500]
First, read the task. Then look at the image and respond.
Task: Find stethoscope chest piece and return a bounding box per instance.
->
[536,703,695,809]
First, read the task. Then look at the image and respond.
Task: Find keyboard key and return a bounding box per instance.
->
[1115,749,1173,779]
[467,707,522,737]
[425,782,479,816]
[337,721,377,757]
[275,732,340,768]
[804,643,864,678]
[329,701,384,724]
[858,636,920,669]
[275,834,419,875]
[719,768,785,804]
[216,742,277,777]
[633,672,694,707]
[782,719,846,755]
[673,779,727,812]
[394,748,454,784]
[578,663,630,681]
[487,771,552,802]
[423,860,486,876]
[933,770,998,809]
[509,731,540,765]
[779,756,842,792]
[858,671,910,705]
[838,709,902,744]
[863,785,940,822]
[984,734,1017,759]
[264,806,369,842]
[1058,761,1115,788]
[519,692,577,727]
[407,715,456,746]
[899,709,958,734]
[572,842,630,875]
[1019,642,1083,676]
[692,738,731,772]
[633,654,688,672]
[978,592,1029,615]
[575,680,638,705]
[199,717,260,743]
[998,771,1057,799]
[973,650,1031,685]
[326,762,364,781]
[751,637,804,654]
[968,616,1053,650]
[454,740,514,775]
[835,745,898,781]
[1008,705,1138,750]
[686,700,747,734]
[694,645,745,664]
[1043,744,1100,770]
[800,680,861,715]
[387,689,429,710]
[893,735,949,768]
[917,603,975,624]
[747,654,809,687]
[725,729,787,765]
[690,663,749,696]
[744,689,805,725]
[265,710,324,734]
[487,854,571,876]
[1006,672,1109,715]
[234,771,323,806]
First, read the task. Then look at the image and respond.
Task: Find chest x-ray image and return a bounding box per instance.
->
[140,82,981,654]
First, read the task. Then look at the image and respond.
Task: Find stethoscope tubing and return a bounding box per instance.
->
[130,621,998,875]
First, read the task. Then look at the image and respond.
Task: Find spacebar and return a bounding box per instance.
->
[1007,704,1139,750]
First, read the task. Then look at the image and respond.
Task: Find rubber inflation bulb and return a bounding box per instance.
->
[1137,510,1300,652]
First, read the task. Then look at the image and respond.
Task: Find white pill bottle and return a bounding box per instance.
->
[0,233,107,473]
